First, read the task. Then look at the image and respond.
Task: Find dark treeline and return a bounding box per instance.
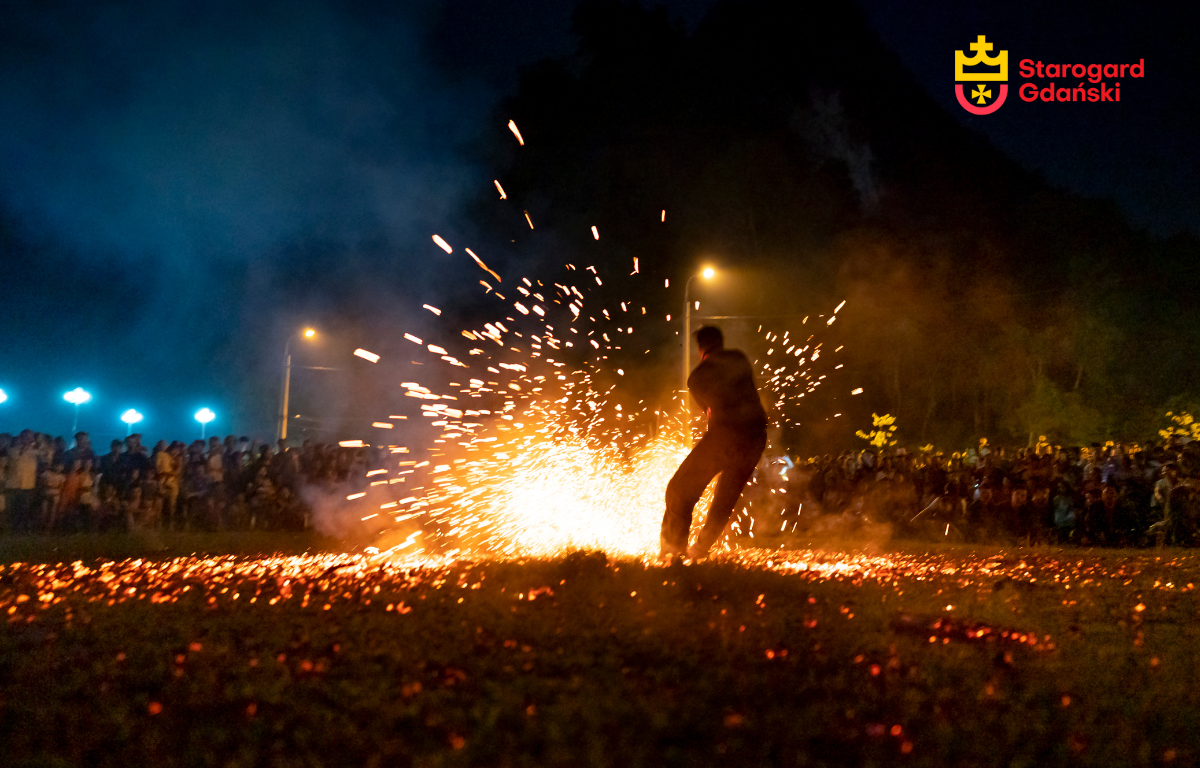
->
[467,0,1200,454]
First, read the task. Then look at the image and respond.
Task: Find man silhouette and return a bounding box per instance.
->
[661,325,768,560]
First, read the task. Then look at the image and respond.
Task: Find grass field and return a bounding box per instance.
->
[1,533,1197,767]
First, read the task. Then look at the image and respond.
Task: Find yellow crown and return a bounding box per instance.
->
[955,35,1007,82]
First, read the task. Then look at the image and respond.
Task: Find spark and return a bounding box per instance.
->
[465,249,501,283]
[524,211,534,229]
[494,180,507,199]
[507,120,525,145]
[423,304,442,316]
[591,226,600,240]
[354,349,381,363]
[432,235,453,254]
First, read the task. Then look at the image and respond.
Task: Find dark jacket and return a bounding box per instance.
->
[687,348,767,433]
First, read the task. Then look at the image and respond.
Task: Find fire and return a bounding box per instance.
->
[350,242,851,560]
[323,121,850,561]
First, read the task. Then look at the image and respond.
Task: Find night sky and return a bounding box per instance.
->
[1,0,1195,443]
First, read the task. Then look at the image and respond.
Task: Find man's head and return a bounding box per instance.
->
[694,325,724,357]
[74,432,90,450]
[110,439,122,453]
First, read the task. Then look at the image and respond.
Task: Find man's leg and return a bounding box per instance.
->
[693,431,767,556]
[661,433,724,555]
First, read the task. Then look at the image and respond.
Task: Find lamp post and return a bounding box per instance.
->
[120,409,143,437]
[63,387,92,433]
[682,267,716,393]
[279,328,317,442]
[195,408,215,440]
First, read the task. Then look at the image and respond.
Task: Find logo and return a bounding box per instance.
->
[954,35,1008,115]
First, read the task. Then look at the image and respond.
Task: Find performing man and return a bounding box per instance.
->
[661,325,768,560]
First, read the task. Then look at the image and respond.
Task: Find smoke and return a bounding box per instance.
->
[0,1,476,260]
[0,0,487,438]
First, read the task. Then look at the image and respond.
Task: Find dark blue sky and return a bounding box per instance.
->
[857,0,1197,239]
[1,0,1194,442]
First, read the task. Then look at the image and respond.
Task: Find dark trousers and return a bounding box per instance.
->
[661,427,766,553]
[6,489,35,533]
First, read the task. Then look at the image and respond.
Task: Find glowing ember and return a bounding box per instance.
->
[507,119,525,146]
[0,548,1190,626]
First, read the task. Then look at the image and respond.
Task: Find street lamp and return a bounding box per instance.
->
[279,327,318,442]
[195,408,215,439]
[63,387,92,433]
[683,267,717,393]
[120,409,143,437]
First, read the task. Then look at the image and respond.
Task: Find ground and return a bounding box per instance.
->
[1,533,1197,767]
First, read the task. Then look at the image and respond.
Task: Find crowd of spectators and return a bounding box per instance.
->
[0,429,377,534]
[758,439,1200,547]
[6,426,1200,549]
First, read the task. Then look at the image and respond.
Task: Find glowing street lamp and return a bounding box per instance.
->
[279,327,318,442]
[120,409,143,437]
[63,387,92,433]
[195,408,215,439]
[683,267,718,394]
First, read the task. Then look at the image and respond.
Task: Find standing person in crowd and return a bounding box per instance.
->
[181,441,209,530]
[206,436,226,528]
[5,430,40,533]
[157,442,182,530]
[58,459,87,533]
[97,440,122,500]
[116,434,151,493]
[63,432,95,470]
[40,460,66,531]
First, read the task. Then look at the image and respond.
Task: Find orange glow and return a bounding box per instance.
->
[432,234,452,254]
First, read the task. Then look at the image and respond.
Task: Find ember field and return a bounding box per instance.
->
[2,536,1198,767]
